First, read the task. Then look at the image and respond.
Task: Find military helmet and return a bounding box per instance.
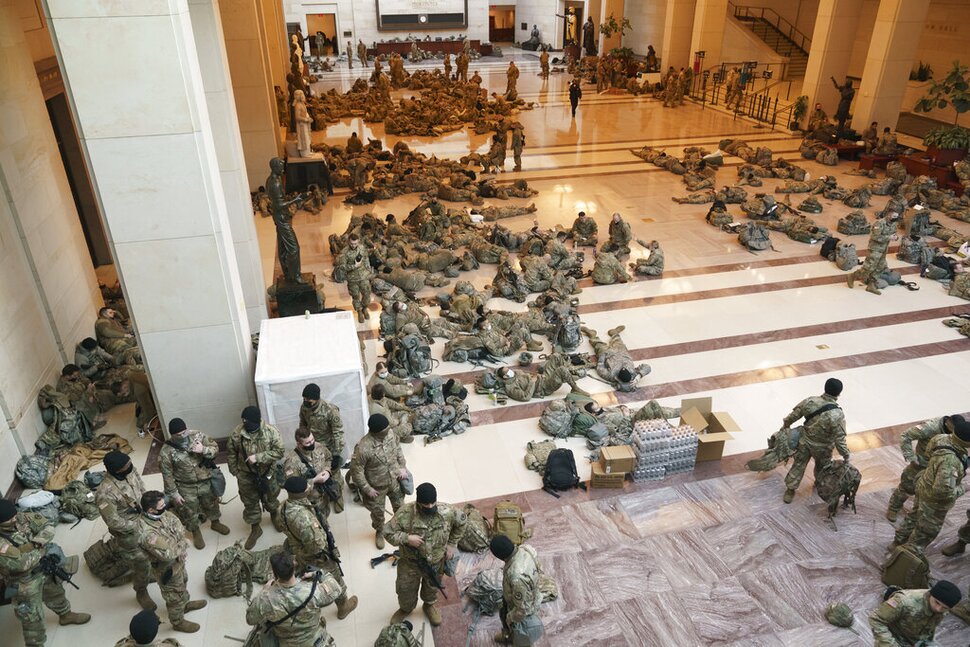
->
[824,602,854,628]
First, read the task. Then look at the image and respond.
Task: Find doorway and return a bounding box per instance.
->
[306,13,337,56]
[488,5,515,43]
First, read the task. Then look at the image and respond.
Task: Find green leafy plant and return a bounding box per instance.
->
[610,46,634,60]
[909,61,932,82]
[914,60,970,125]
[792,95,808,122]
[923,125,970,150]
[599,14,632,39]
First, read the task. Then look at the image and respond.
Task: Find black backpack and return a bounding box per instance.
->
[542,448,583,497]
[819,236,840,259]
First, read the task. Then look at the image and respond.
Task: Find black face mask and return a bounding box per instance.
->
[243,421,260,432]
[172,435,190,449]
[302,400,315,409]
[110,465,132,481]
[302,442,316,453]
[419,505,437,516]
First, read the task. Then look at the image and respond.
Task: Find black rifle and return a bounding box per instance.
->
[370,550,400,568]
[304,503,344,577]
[414,554,447,599]
[37,554,79,590]
[294,449,340,502]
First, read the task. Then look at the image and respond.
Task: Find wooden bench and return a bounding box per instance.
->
[826,143,865,160]
[859,154,895,170]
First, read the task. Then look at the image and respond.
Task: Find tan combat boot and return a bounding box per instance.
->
[172,620,200,633]
[191,527,205,550]
[493,631,512,644]
[185,599,207,612]
[390,608,411,624]
[271,513,284,533]
[336,595,358,620]
[375,532,385,549]
[846,272,855,288]
[885,507,898,522]
[423,603,442,627]
[210,520,231,535]
[941,539,967,557]
[245,523,263,549]
[783,489,796,504]
[58,611,91,626]
[135,586,157,611]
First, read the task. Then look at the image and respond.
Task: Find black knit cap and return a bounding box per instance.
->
[168,418,187,434]
[129,610,160,644]
[954,419,970,443]
[0,500,17,523]
[824,378,843,396]
[416,483,437,504]
[368,413,389,434]
[241,406,261,423]
[617,368,633,383]
[929,580,962,607]
[103,450,130,474]
[302,383,321,399]
[489,534,515,560]
[284,476,308,494]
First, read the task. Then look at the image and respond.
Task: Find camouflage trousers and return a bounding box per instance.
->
[237,470,281,525]
[348,279,372,314]
[886,462,923,515]
[152,558,189,624]
[784,442,834,491]
[396,556,443,610]
[363,485,404,532]
[953,508,970,544]
[172,480,221,531]
[893,494,955,553]
[13,573,71,647]
[116,531,152,590]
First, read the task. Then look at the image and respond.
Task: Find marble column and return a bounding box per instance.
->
[662,0,696,70]
[851,0,930,131]
[43,0,255,436]
[801,0,863,121]
[259,0,289,94]
[599,0,625,54]
[189,0,268,331]
[689,0,728,70]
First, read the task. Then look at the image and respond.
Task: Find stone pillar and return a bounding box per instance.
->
[260,0,289,93]
[801,0,863,121]
[662,0,696,70]
[189,0,268,331]
[689,0,728,69]
[599,0,625,54]
[851,0,930,131]
[44,0,255,435]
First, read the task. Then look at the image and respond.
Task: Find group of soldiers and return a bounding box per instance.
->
[661,66,692,107]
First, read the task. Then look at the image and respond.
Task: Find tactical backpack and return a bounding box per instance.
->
[84,536,133,586]
[387,333,434,378]
[58,480,100,521]
[881,544,929,589]
[205,541,281,599]
[739,223,772,251]
[524,439,558,472]
[554,316,582,353]
[17,490,60,525]
[833,242,858,271]
[374,622,421,647]
[16,455,51,489]
[457,503,492,553]
[492,501,531,545]
[746,426,801,472]
[948,273,970,301]
[813,459,861,518]
[538,400,575,439]
[542,448,582,496]
[464,568,505,617]
[819,236,839,259]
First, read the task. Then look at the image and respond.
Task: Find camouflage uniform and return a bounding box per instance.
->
[602,218,633,256]
[56,373,114,425]
[631,246,664,276]
[500,545,545,645]
[570,216,598,246]
[74,343,116,381]
[135,510,191,625]
[849,217,895,294]
[96,468,152,593]
[368,369,415,400]
[894,434,968,552]
[868,589,945,647]
[300,399,346,513]
[591,251,629,285]
[336,244,374,321]
[160,431,221,532]
[583,326,650,391]
[350,433,407,532]
[95,315,140,364]
[283,443,337,519]
[227,422,284,525]
[371,396,414,442]
[782,393,848,494]
[511,127,525,171]
[383,503,466,611]
[279,498,350,607]
[0,512,78,646]
[246,574,343,647]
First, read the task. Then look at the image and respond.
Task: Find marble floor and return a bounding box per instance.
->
[7,52,970,646]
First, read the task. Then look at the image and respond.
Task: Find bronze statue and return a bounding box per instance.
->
[582,17,597,56]
[266,158,306,284]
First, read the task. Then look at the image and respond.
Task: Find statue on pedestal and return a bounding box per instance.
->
[582,16,597,56]
[293,90,312,157]
[522,25,541,51]
[266,157,306,284]
[555,8,578,46]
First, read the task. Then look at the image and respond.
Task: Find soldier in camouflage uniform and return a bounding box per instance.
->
[631,240,664,276]
[134,491,207,633]
[868,581,961,646]
[489,535,545,646]
[570,211,598,247]
[160,418,229,549]
[336,234,374,322]
[283,427,340,520]
[782,378,849,503]
[115,610,183,647]
[581,325,651,391]
[886,415,963,521]
[384,483,466,627]
[602,213,633,256]
[893,419,970,554]
[494,354,585,402]
[369,362,415,400]
[246,552,344,647]
[591,250,629,284]
[351,414,408,548]
[96,306,141,364]
[279,477,359,619]
[56,363,115,428]
[98,450,156,611]
[227,406,284,549]
[848,212,898,295]
[300,383,347,513]
[74,336,117,382]
[371,384,415,443]
[0,500,90,647]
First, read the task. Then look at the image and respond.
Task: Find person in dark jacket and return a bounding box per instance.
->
[569,80,582,118]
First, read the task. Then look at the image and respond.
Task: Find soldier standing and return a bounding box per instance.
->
[569,79,582,118]
[0,500,91,646]
[849,212,897,294]
[279,477,359,619]
[384,483,466,627]
[336,234,374,322]
[893,419,970,553]
[346,40,353,69]
[358,39,368,67]
[505,61,520,100]
[114,610,183,647]
[97,450,156,611]
[300,382,346,513]
[886,415,964,522]
[227,406,284,549]
[444,52,452,78]
[247,552,345,645]
[160,418,230,549]
[283,426,339,520]
[782,378,848,503]
[134,491,208,633]
[350,414,408,548]
[868,581,961,646]
[511,123,525,172]
[539,48,549,78]
[489,535,545,646]
[456,51,469,82]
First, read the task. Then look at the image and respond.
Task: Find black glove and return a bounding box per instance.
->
[330,455,342,471]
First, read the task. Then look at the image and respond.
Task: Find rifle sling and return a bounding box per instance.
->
[265,572,320,629]
[803,403,839,424]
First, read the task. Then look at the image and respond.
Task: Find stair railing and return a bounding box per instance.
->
[730,3,812,56]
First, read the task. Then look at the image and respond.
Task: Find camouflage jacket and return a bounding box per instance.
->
[95,470,146,538]
[500,372,537,402]
[915,434,968,504]
[159,431,218,497]
[367,372,414,400]
[607,220,632,246]
[135,510,187,567]
[246,573,343,647]
[56,374,94,406]
[383,502,466,566]
[299,400,345,458]
[336,246,373,283]
[114,638,183,647]
[571,217,597,239]
[227,423,284,477]
[0,512,55,582]
[74,343,115,379]
[900,417,948,467]
[281,498,334,564]
[282,445,334,505]
[783,394,848,457]
[868,589,944,647]
[591,252,628,284]
[350,433,406,491]
[503,545,544,624]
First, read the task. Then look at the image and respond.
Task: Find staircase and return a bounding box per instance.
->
[732,4,810,78]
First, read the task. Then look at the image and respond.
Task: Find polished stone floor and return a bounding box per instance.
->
[9,52,970,646]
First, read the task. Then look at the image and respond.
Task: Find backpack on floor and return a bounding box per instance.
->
[819,236,839,259]
[492,501,531,545]
[881,544,929,589]
[205,541,281,599]
[59,480,100,521]
[524,439,558,473]
[16,455,51,489]
[538,400,575,439]
[84,536,133,587]
[813,459,861,518]
[374,622,421,647]
[457,503,492,553]
[387,333,434,378]
[542,448,582,495]
[833,242,858,271]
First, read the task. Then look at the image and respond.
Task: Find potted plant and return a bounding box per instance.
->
[790,95,807,131]
[914,60,970,164]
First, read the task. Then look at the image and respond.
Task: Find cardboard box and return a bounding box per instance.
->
[679,397,741,462]
[590,460,626,489]
[601,445,636,474]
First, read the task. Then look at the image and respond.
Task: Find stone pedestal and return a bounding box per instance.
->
[275,273,322,317]
[285,155,332,194]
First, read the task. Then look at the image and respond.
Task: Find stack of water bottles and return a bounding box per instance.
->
[666,424,699,475]
[631,418,699,482]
